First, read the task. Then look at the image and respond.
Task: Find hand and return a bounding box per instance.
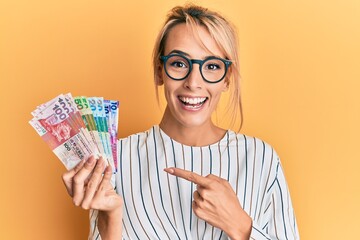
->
[164,167,252,240]
[62,155,122,212]
[62,156,123,240]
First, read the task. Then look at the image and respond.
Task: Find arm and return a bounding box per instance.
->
[164,163,299,240]
[164,167,252,240]
[250,162,299,240]
[97,208,123,240]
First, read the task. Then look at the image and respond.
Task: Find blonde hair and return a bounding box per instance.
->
[152,4,243,131]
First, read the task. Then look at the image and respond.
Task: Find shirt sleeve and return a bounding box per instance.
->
[89,209,100,240]
[250,160,299,239]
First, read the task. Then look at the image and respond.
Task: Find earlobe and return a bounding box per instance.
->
[156,66,164,86]
[156,77,164,86]
[222,81,229,92]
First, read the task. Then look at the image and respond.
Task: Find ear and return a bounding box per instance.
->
[222,85,229,92]
[222,79,230,92]
[155,65,164,86]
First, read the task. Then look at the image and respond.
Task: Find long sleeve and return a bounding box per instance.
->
[250,161,299,240]
[89,209,100,240]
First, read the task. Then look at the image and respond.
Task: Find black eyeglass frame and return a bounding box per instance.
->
[160,54,232,84]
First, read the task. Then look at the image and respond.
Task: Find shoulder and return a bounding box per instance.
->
[228,130,279,155]
[117,125,160,148]
[227,130,281,170]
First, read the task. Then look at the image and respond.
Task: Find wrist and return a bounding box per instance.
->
[97,207,123,240]
[99,207,123,221]
[227,214,253,240]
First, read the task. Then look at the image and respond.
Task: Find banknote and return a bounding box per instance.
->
[73,96,105,155]
[88,97,114,171]
[104,100,119,171]
[30,94,120,171]
[30,95,99,170]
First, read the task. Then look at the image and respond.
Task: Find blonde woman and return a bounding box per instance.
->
[62,4,299,240]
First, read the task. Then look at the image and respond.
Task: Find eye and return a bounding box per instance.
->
[205,63,221,70]
[170,60,188,68]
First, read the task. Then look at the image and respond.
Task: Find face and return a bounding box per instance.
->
[158,23,229,129]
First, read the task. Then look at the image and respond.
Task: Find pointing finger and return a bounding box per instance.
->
[164,167,209,186]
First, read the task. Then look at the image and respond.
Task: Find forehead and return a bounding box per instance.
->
[164,23,225,58]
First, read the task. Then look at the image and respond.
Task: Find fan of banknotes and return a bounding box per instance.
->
[29,93,119,172]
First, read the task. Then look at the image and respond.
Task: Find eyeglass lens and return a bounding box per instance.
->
[165,55,226,82]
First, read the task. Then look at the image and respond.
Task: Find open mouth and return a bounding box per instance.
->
[178,96,208,109]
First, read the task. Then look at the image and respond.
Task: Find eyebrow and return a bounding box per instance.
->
[168,49,190,57]
[167,49,224,60]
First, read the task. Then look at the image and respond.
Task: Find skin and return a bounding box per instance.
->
[62,23,251,240]
[158,23,229,147]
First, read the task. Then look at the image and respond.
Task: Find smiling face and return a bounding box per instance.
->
[158,23,229,130]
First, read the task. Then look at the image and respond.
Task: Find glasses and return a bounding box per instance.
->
[160,54,232,83]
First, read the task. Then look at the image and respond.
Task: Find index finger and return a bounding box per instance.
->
[164,167,209,186]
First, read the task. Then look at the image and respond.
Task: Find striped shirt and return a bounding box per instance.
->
[90,125,299,239]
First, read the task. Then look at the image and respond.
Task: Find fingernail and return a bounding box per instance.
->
[94,153,102,160]
[87,157,94,164]
[164,168,174,174]
[94,158,103,167]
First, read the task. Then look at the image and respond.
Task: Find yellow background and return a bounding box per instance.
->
[1,0,359,239]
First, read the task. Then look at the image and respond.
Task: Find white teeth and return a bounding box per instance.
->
[179,97,206,105]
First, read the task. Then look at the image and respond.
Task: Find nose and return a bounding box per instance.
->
[183,65,203,90]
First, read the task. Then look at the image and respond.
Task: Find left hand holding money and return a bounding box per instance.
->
[62,156,123,239]
[164,167,252,240]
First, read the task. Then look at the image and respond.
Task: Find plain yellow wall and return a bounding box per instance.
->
[1,0,359,239]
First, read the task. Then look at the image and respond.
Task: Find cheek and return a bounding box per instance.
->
[163,80,178,100]
[213,92,223,102]
[208,85,226,106]
[212,84,227,97]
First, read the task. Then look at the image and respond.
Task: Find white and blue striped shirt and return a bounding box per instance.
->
[90,125,299,239]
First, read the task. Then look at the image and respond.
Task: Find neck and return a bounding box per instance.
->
[159,108,226,147]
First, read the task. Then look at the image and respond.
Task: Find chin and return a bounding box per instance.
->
[178,116,210,129]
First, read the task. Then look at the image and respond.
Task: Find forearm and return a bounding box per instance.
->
[97,208,123,240]
[225,212,253,240]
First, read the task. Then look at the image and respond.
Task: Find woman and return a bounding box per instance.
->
[62,4,299,240]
